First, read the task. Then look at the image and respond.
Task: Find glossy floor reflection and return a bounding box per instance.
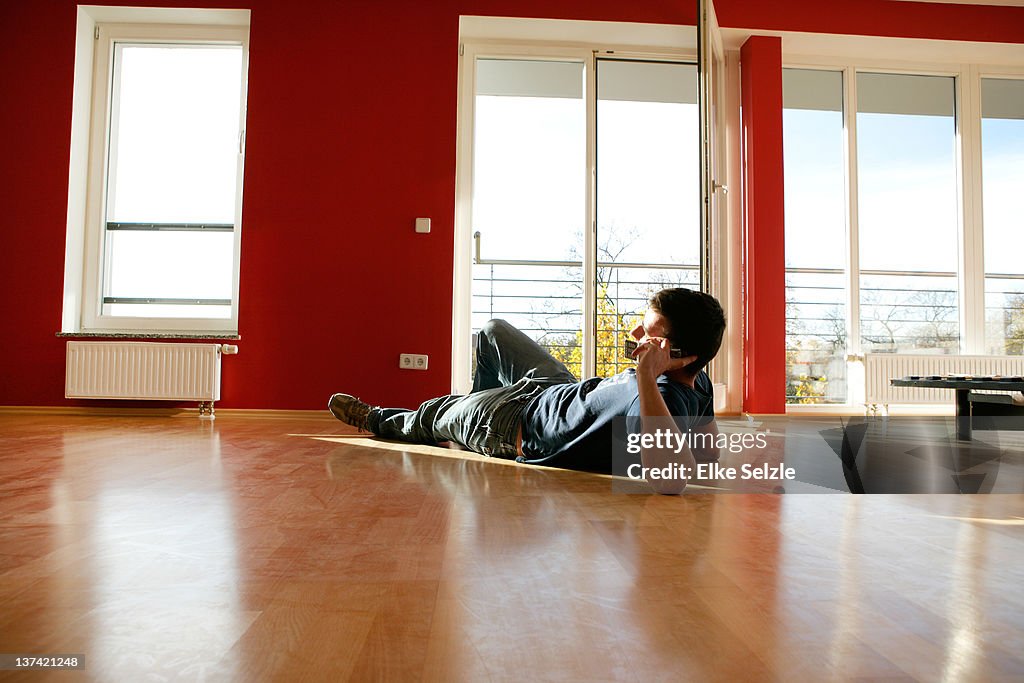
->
[1,414,1022,681]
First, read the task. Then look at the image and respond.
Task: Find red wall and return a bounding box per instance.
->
[1,0,1022,411]
[740,36,787,415]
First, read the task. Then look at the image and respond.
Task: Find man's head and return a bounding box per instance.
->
[630,288,726,374]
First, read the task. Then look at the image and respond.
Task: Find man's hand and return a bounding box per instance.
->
[632,338,699,495]
[631,337,697,380]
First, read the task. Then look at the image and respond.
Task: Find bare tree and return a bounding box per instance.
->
[907,289,957,350]
[1001,292,1024,355]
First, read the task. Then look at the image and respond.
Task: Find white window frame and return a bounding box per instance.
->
[774,38,1024,413]
[63,7,249,336]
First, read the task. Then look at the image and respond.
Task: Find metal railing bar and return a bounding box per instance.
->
[472,232,698,270]
[106,222,234,232]
[785,286,847,292]
[859,332,960,336]
[859,341,960,345]
[860,306,959,312]
[471,309,582,315]
[859,292,957,297]
[785,267,846,275]
[103,297,232,305]
[785,397,847,402]
[472,278,697,285]
[785,301,847,307]
[788,266,956,278]
[788,267,1024,281]
[789,299,1024,308]
[472,283,580,288]
[472,276,583,282]
[472,324,580,331]
[472,290,692,300]
[471,295,582,301]
[474,257,699,270]
[786,350,845,354]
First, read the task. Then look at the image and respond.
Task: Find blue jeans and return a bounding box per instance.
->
[368,320,577,457]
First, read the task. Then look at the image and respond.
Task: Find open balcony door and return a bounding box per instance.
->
[452,17,723,394]
[698,0,725,294]
[698,0,728,395]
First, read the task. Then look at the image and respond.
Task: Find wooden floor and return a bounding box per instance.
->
[1,413,1022,682]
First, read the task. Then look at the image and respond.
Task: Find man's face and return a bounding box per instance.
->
[630,309,672,343]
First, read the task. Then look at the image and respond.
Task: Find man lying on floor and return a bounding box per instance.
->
[329,288,725,494]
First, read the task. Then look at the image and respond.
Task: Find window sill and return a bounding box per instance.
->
[56,331,240,340]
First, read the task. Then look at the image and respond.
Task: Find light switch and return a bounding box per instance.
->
[415,217,431,233]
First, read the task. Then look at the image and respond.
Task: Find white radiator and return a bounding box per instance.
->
[66,342,225,402]
[864,353,1024,406]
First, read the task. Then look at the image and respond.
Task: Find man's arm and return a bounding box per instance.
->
[634,339,697,495]
[690,415,721,463]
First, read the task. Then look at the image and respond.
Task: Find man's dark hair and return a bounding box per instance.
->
[649,288,726,374]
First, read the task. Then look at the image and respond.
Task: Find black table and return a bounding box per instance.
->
[890,377,1024,440]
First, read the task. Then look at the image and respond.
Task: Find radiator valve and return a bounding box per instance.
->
[198,401,216,419]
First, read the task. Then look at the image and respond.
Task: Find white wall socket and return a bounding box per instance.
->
[399,353,429,370]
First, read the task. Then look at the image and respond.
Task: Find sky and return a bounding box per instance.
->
[783,73,1024,362]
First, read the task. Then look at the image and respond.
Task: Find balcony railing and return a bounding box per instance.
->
[786,266,1024,403]
[471,255,699,378]
[467,259,1022,401]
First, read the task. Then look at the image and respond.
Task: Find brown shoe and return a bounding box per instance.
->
[328,393,373,432]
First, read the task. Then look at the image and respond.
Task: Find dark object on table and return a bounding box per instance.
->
[969,391,1024,432]
[891,376,1024,441]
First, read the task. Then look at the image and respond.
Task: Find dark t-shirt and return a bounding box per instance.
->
[518,369,715,472]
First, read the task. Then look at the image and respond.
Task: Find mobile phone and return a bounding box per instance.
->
[624,338,686,359]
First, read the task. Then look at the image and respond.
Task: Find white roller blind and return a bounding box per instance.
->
[982,78,1024,120]
[597,60,697,104]
[476,59,583,98]
[857,72,954,117]
[783,68,843,112]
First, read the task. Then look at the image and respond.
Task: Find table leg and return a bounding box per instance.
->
[955,388,971,441]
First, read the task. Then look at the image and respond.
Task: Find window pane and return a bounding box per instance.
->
[472,59,584,263]
[783,69,847,404]
[103,231,234,319]
[105,232,234,299]
[785,272,848,404]
[596,60,699,266]
[856,72,959,353]
[860,273,958,352]
[103,43,243,320]
[471,59,585,375]
[981,78,1024,355]
[107,45,243,224]
[104,302,231,319]
[471,265,584,379]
